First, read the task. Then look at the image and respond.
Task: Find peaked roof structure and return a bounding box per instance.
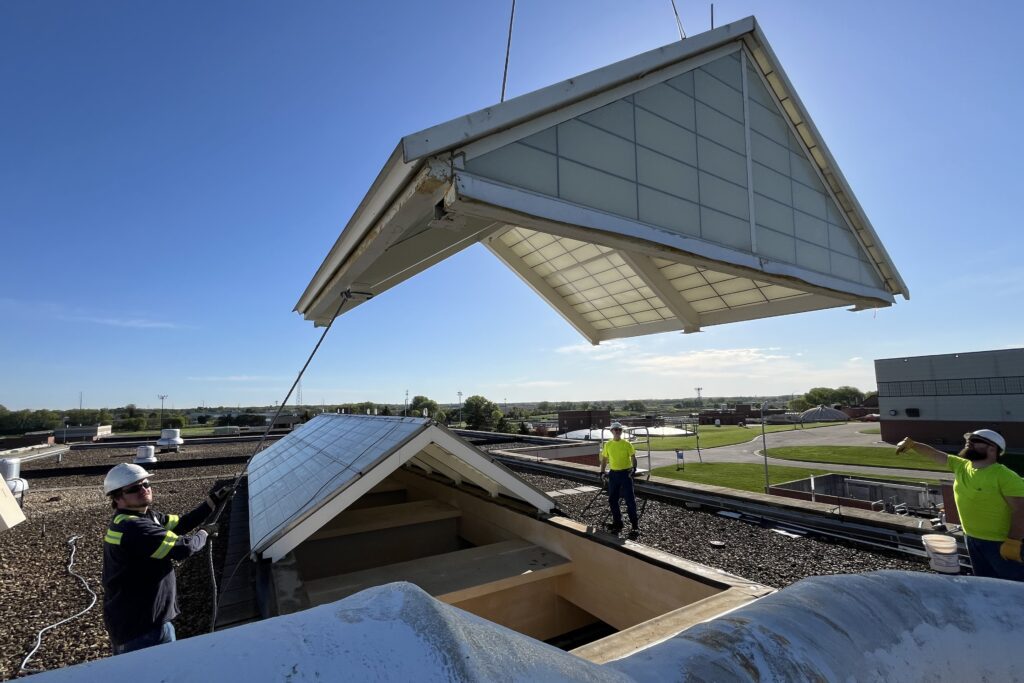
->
[297,16,907,344]
[248,414,555,561]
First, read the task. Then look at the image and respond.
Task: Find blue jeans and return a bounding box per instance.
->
[966,536,1024,582]
[112,621,175,655]
[608,470,638,528]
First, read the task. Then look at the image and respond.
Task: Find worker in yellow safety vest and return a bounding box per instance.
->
[101,463,231,654]
[897,429,1024,581]
[599,422,639,534]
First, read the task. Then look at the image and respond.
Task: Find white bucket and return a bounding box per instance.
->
[922,534,960,574]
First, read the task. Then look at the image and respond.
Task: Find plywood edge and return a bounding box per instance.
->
[440,559,574,604]
[571,585,774,664]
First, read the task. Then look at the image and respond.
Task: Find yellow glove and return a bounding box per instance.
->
[1000,539,1023,563]
[895,437,916,455]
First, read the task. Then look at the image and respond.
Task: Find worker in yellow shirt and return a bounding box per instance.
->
[599,422,639,534]
[897,429,1024,581]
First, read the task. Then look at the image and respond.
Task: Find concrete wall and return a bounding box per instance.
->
[875,348,1024,447]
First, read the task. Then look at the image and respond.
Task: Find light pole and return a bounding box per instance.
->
[157,394,168,431]
[404,389,409,417]
[694,386,703,406]
[457,391,463,426]
[760,401,770,493]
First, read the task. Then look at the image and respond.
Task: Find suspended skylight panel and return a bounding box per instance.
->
[295,16,907,344]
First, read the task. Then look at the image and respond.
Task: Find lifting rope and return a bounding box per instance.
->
[19,536,98,675]
[669,0,687,40]
[201,289,369,632]
[500,0,516,102]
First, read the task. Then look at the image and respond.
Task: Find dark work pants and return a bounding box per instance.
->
[608,469,638,528]
[966,536,1024,582]
[111,621,175,655]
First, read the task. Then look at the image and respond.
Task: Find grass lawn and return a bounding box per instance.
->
[638,422,840,451]
[651,462,939,493]
[858,427,881,435]
[765,445,946,472]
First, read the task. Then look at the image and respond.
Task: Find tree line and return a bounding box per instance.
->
[787,386,875,412]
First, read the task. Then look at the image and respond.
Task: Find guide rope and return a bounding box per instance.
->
[201,289,370,632]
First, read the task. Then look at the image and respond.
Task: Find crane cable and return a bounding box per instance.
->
[19,536,98,674]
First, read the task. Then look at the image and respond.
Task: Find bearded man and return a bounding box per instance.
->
[897,429,1024,580]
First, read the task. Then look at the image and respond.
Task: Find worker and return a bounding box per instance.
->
[599,422,639,533]
[897,430,1024,581]
[101,463,232,654]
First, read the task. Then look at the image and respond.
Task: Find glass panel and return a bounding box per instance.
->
[248,414,429,552]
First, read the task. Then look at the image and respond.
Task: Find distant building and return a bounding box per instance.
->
[56,425,113,443]
[557,410,610,434]
[875,349,1024,447]
[1,432,55,449]
[698,404,785,425]
[270,414,303,430]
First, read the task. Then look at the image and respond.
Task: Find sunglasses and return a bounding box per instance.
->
[122,481,152,495]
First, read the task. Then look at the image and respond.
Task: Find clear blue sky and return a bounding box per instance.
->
[2,1,1022,410]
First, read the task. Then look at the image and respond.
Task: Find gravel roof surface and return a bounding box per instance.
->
[1,458,934,678]
[518,472,931,589]
[19,441,259,471]
[0,467,234,680]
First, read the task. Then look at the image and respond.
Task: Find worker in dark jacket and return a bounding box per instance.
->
[101,463,231,654]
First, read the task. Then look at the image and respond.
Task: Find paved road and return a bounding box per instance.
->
[641,422,952,481]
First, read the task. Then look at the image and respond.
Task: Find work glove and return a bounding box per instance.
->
[194,529,209,549]
[600,472,608,486]
[1000,538,1023,563]
[207,484,233,510]
[895,437,915,455]
[198,523,219,538]
[630,466,637,476]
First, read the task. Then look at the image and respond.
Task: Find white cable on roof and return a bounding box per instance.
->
[20,536,98,674]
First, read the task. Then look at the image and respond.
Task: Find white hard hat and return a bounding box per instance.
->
[965,429,1006,454]
[609,422,624,430]
[104,463,153,495]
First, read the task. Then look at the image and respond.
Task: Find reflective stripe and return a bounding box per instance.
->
[113,514,139,524]
[150,530,178,559]
[164,514,179,531]
[104,530,123,545]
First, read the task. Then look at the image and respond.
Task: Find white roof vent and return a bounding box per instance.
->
[134,445,158,464]
[156,428,184,451]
